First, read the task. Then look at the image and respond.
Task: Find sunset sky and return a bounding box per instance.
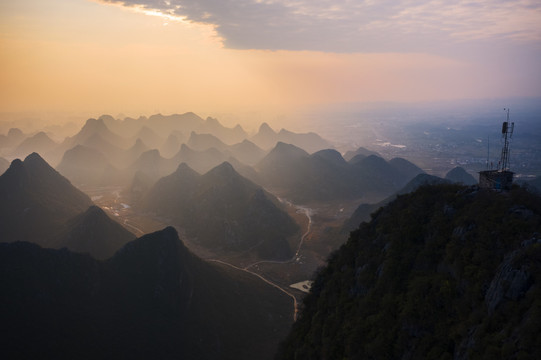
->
[1,0,540,119]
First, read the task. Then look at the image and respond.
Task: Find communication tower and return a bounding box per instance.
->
[479,108,514,190]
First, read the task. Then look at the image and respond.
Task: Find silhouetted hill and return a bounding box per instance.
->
[277,128,331,154]
[255,142,313,200]
[127,149,172,181]
[187,131,229,152]
[81,133,125,164]
[0,127,25,149]
[397,173,450,195]
[229,139,267,165]
[225,155,262,185]
[64,118,129,150]
[200,116,247,144]
[344,146,381,161]
[12,131,57,158]
[101,114,146,137]
[0,157,8,175]
[279,185,541,359]
[302,149,357,200]
[0,227,293,359]
[251,122,279,150]
[127,170,155,201]
[147,112,205,136]
[0,153,93,245]
[160,133,181,158]
[445,166,477,185]
[171,144,228,174]
[257,143,423,203]
[51,205,135,260]
[351,155,404,196]
[121,138,149,164]
[251,123,331,153]
[343,173,449,232]
[142,162,200,214]
[389,157,425,180]
[348,153,369,164]
[133,126,163,149]
[141,162,298,259]
[56,145,117,186]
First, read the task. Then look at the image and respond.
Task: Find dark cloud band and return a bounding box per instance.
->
[99,0,541,53]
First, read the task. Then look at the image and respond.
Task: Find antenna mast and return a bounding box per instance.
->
[487,135,490,170]
[498,108,514,171]
[479,108,515,190]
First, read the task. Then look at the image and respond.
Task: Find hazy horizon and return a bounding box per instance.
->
[1,0,540,126]
[1,2,541,356]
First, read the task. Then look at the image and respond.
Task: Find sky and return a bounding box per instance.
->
[1,0,540,121]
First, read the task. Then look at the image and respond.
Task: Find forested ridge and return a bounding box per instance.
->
[278,185,541,360]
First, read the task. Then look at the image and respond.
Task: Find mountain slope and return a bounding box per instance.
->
[229,139,267,165]
[160,133,181,158]
[0,153,93,245]
[147,112,204,136]
[0,128,25,149]
[251,122,278,150]
[0,227,293,360]
[171,144,229,175]
[56,145,117,186]
[389,157,425,180]
[344,146,381,162]
[279,185,541,359]
[351,154,404,196]
[0,157,8,175]
[133,126,163,149]
[141,162,298,259]
[250,123,331,153]
[276,128,331,154]
[257,143,424,203]
[199,116,247,144]
[343,173,449,232]
[12,131,57,158]
[63,117,129,150]
[51,205,136,260]
[445,166,477,185]
[187,131,229,152]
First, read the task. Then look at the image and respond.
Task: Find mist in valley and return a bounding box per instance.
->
[2,0,541,359]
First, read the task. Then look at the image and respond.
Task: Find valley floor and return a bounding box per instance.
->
[82,184,370,319]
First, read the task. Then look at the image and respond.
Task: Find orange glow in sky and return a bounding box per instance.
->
[1,0,540,119]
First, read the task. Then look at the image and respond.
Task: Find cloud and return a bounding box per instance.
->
[97,0,541,53]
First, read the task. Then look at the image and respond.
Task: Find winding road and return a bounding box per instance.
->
[244,205,313,270]
[97,186,312,321]
[208,259,300,321]
[209,204,313,321]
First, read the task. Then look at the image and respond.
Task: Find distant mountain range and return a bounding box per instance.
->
[343,173,451,232]
[256,143,425,203]
[250,122,331,153]
[140,162,299,259]
[278,185,541,359]
[52,117,267,186]
[343,168,478,233]
[0,227,293,359]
